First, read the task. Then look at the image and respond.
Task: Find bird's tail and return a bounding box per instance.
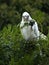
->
[39,32,47,40]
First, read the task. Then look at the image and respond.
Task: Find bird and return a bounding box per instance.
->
[20,12,47,41]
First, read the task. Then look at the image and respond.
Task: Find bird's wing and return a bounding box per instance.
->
[32,22,40,37]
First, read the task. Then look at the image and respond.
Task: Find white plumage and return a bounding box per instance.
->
[20,12,47,41]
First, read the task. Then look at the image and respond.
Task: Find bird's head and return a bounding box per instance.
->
[22,12,32,22]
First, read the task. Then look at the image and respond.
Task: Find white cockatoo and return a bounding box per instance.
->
[20,12,47,41]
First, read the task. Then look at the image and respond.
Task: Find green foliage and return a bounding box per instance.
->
[0,0,49,65]
[0,24,49,65]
